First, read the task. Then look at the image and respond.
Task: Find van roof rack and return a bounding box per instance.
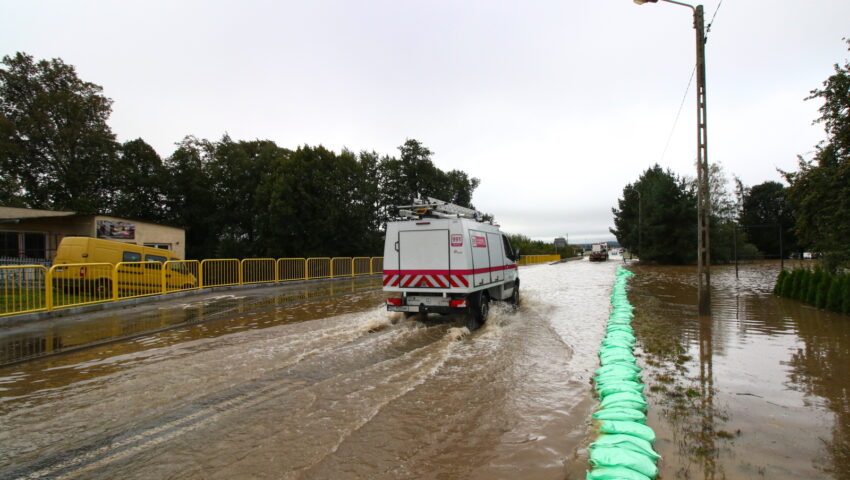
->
[396,196,483,221]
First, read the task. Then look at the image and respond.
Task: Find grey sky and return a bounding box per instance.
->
[3,0,849,243]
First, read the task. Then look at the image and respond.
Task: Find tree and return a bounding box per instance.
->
[111,138,170,222]
[738,181,797,258]
[611,165,696,264]
[782,40,850,272]
[0,52,119,213]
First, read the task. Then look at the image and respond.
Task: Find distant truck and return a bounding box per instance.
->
[589,242,609,262]
[383,197,519,330]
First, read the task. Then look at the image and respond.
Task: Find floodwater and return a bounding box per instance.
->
[0,259,619,479]
[629,260,850,480]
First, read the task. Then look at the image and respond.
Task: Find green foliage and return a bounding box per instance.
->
[795,269,812,302]
[815,272,832,309]
[826,273,844,311]
[505,233,576,258]
[789,268,803,300]
[783,40,850,272]
[773,269,788,296]
[841,275,850,315]
[774,266,850,315]
[610,165,696,264]
[0,52,119,213]
[0,53,484,260]
[738,181,797,258]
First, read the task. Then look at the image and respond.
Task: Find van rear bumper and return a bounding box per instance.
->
[387,305,459,314]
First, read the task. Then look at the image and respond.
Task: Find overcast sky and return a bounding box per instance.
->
[3,0,849,243]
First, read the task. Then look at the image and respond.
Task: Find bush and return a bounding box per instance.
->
[806,268,823,305]
[789,268,803,299]
[841,275,850,315]
[815,273,832,309]
[774,270,788,296]
[826,274,844,311]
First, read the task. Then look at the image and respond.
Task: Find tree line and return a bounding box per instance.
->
[611,39,850,272]
[0,52,480,259]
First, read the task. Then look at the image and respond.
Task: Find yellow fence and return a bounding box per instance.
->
[517,254,561,266]
[0,256,384,317]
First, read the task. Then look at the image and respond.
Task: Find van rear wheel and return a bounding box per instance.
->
[509,283,520,309]
[467,292,489,331]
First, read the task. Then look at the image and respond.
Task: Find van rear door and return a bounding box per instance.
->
[398,229,449,288]
[487,232,506,282]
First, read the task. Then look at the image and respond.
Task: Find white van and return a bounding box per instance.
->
[383,198,519,329]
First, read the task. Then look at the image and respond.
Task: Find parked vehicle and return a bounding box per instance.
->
[383,197,519,330]
[589,242,609,262]
[52,237,196,296]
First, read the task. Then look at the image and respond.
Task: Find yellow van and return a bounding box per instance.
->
[52,237,197,296]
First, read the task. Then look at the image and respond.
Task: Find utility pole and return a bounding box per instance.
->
[634,0,711,314]
[694,4,711,315]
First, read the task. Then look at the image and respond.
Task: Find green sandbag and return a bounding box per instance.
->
[599,399,646,413]
[600,391,646,407]
[600,357,637,368]
[600,345,632,356]
[605,330,636,341]
[599,420,656,443]
[589,445,658,479]
[606,324,634,334]
[599,353,636,365]
[602,337,634,348]
[592,407,646,424]
[595,363,641,376]
[597,381,644,397]
[591,434,661,460]
[586,466,651,480]
[594,372,642,386]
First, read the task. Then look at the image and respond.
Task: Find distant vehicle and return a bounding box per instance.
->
[52,237,196,296]
[589,242,609,262]
[383,197,519,330]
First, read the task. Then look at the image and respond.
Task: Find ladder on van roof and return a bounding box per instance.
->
[397,197,483,221]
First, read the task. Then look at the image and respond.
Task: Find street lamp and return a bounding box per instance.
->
[634,0,711,315]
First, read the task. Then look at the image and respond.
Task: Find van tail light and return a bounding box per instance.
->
[386,298,402,306]
[79,266,87,278]
[450,299,468,308]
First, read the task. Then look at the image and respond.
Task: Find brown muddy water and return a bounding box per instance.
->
[629,260,850,480]
[0,260,620,479]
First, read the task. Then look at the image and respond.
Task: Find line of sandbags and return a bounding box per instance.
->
[587,267,661,480]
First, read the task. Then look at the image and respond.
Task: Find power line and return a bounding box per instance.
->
[659,0,723,164]
[659,65,696,164]
[706,0,724,37]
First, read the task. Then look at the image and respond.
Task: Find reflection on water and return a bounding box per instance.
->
[630,260,850,479]
[0,277,382,366]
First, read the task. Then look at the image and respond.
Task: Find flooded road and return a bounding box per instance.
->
[629,261,850,480]
[0,259,619,479]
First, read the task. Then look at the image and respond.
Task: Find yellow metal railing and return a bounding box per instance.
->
[200,259,240,288]
[164,260,200,293]
[242,258,276,284]
[517,254,561,266]
[1,265,48,315]
[278,258,307,281]
[50,263,114,308]
[0,256,384,317]
[353,257,371,276]
[307,258,331,279]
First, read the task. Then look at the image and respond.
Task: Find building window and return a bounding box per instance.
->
[24,233,46,259]
[0,232,47,258]
[144,243,172,251]
[0,232,17,257]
